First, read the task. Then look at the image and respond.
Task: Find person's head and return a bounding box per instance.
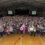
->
[17,24,19,27]
[3,24,6,27]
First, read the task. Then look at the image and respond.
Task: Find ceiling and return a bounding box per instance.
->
[0,0,45,8]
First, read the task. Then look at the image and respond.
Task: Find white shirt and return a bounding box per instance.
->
[29,28,33,31]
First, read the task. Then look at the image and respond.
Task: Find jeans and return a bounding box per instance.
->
[17,29,19,34]
[13,29,16,34]
[29,31,34,36]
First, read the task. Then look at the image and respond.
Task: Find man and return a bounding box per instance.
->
[0,25,4,37]
[39,24,44,36]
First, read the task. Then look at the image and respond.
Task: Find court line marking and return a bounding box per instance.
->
[14,35,25,45]
[20,35,22,45]
[14,37,20,45]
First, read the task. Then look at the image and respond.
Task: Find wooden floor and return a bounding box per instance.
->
[0,34,45,45]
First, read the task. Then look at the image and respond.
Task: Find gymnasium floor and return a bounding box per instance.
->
[0,34,45,45]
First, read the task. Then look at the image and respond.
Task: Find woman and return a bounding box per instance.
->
[20,26,23,34]
[16,24,19,34]
[22,24,26,34]
[36,24,40,34]
[13,24,16,34]
[33,25,36,36]
[25,23,28,33]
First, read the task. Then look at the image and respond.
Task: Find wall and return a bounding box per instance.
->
[0,6,45,17]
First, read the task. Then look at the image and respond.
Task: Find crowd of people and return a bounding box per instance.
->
[0,16,45,37]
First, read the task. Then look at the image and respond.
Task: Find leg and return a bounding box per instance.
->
[29,31,32,36]
[21,31,23,34]
[13,29,16,34]
[42,32,44,36]
[40,32,43,36]
[17,29,19,34]
[1,32,3,37]
[34,32,36,36]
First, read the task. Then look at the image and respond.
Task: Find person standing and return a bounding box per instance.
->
[40,24,44,36]
[33,25,36,36]
[22,24,26,34]
[36,24,40,34]
[9,25,13,34]
[28,25,34,36]
[0,25,4,37]
[16,24,19,34]
[20,26,23,34]
[13,24,16,34]
[25,23,28,33]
